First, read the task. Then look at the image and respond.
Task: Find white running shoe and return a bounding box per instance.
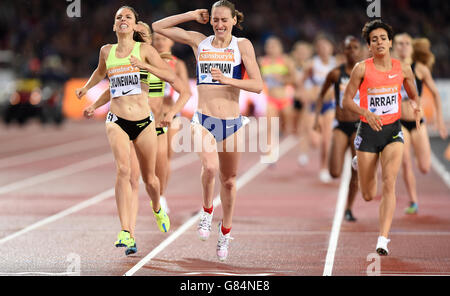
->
[297,154,309,166]
[160,196,170,214]
[319,169,332,183]
[217,222,233,262]
[197,209,213,241]
[351,156,358,171]
[376,236,390,256]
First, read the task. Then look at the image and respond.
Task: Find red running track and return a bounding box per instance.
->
[0,120,449,276]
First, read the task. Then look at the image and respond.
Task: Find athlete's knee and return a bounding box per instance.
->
[418,161,430,174]
[220,173,237,191]
[329,166,341,179]
[202,163,218,179]
[116,163,131,179]
[361,190,374,202]
[142,173,159,187]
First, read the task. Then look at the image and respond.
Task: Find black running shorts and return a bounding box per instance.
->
[354,120,404,153]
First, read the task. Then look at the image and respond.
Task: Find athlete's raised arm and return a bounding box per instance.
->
[152,10,209,51]
[401,62,422,130]
[210,38,263,93]
[76,45,110,99]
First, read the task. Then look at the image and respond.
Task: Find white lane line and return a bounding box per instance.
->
[0,153,112,196]
[322,151,352,276]
[0,137,107,169]
[430,151,450,189]
[182,272,276,276]
[0,272,79,276]
[0,153,197,246]
[124,136,298,276]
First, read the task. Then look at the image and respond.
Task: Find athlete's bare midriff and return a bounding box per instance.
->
[197,84,240,118]
[109,82,152,120]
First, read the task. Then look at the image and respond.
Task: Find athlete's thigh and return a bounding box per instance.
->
[105,123,132,168]
[219,128,243,176]
[192,123,219,168]
[329,128,350,176]
[133,122,158,175]
[380,141,404,182]
[410,123,431,171]
[356,150,379,187]
[321,109,335,129]
[401,126,412,163]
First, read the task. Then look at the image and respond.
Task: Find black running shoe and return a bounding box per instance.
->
[344,209,357,222]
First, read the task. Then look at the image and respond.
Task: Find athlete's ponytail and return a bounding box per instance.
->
[412,38,435,70]
[212,0,245,30]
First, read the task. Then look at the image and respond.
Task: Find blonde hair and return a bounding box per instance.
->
[412,38,435,70]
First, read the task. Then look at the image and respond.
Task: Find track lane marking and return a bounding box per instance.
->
[124,136,298,276]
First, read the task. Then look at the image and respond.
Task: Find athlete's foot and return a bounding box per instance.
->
[125,238,137,256]
[351,156,358,171]
[197,208,213,241]
[114,230,131,248]
[319,169,332,183]
[217,222,233,262]
[344,209,357,222]
[153,205,170,233]
[376,236,390,256]
[404,202,418,214]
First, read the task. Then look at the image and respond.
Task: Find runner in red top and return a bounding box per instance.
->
[342,20,421,256]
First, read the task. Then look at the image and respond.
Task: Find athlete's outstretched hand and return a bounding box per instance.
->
[364,110,383,132]
[75,87,87,99]
[191,9,209,24]
[409,99,422,130]
[211,67,228,84]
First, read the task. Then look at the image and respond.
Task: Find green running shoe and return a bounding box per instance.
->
[125,238,137,256]
[404,203,418,214]
[153,206,170,233]
[114,230,131,248]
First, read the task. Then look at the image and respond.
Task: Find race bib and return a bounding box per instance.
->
[198,51,235,84]
[108,65,142,98]
[367,86,399,116]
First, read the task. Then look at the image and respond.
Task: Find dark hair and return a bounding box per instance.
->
[212,0,244,30]
[116,6,145,42]
[361,19,394,44]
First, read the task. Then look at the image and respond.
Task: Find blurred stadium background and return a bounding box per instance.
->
[0,0,448,132]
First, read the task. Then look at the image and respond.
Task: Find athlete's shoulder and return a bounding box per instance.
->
[237,38,256,56]
[237,37,253,49]
[352,61,366,77]
[328,65,342,81]
[100,44,113,58]
[100,44,113,53]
